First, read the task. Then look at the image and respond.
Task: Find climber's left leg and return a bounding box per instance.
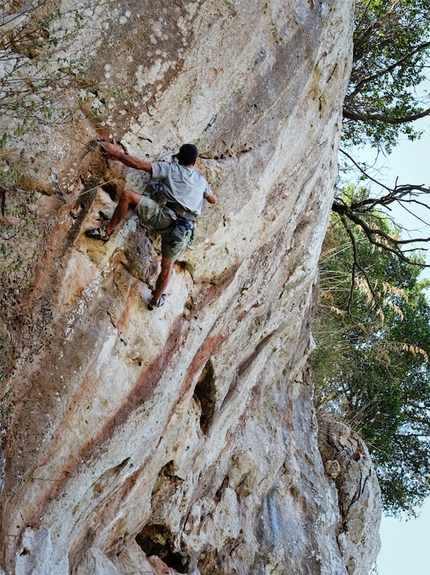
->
[149,255,174,309]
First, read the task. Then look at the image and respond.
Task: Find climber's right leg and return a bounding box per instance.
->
[106,189,142,234]
[86,189,141,240]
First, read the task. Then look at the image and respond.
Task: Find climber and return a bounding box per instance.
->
[85,142,217,310]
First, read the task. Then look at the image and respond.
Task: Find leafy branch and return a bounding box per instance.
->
[343,0,430,151]
[343,106,430,125]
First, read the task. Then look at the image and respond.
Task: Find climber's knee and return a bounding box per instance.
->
[121,189,142,207]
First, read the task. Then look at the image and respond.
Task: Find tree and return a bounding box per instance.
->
[314,1,430,517]
[336,0,430,276]
[312,202,430,516]
[343,0,430,152]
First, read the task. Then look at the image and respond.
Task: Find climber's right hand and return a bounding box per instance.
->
[99,140,123,157]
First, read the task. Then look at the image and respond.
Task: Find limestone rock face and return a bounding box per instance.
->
[318,421,382,575]
[0,1,381,574]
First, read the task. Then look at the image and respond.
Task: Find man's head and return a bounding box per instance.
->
[177,144,198,166]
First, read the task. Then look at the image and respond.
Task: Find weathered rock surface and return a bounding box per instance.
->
[318,420,382,575]
[0,1,381,574]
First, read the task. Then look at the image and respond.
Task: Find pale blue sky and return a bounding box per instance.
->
[352,107,430,575]
[376,498,430,575]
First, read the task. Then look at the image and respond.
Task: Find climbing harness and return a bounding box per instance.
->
[186,220,196,250]
[165,202,195,244]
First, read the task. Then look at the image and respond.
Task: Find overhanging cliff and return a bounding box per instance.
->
[0,1,381,574]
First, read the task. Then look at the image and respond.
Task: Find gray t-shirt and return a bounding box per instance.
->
[151,161,211,216]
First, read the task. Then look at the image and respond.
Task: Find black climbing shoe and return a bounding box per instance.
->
[85,225,111,241]
[148,294,166,311]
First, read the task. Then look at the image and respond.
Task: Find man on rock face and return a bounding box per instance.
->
[86,142,217,310]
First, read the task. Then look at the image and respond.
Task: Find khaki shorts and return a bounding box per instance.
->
[135,195,188,260]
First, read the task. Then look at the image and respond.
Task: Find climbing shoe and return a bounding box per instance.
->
[148,294,166,311]
[85,225,111,241]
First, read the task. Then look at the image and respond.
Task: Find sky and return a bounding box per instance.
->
[376,498,430,575]
[351,108,430,575]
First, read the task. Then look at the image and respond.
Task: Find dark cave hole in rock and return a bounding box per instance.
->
[19,548,30,556]
[135,524,190,573]
[100,181,119,201]
[193,359,216,435]
[150,460,183,508]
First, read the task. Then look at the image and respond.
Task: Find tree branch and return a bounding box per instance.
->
[343,105,430,125]
[338,150,430,226]
[339,214,376,314]
[332,206,430,267]
[339,148,391,193]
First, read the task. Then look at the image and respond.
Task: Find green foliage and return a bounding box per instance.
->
[312,189,430,516]
[0,152,40,398]
[0,0,88,140]
[0,2,85,304]
[0,152,40,291]
[343,0,430,152]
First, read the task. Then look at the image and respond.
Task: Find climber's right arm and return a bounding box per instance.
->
[99,141,152,173]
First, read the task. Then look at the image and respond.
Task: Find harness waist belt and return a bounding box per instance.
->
[166,202,195,221]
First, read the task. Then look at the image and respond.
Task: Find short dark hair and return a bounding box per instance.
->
[177,144,198,165]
